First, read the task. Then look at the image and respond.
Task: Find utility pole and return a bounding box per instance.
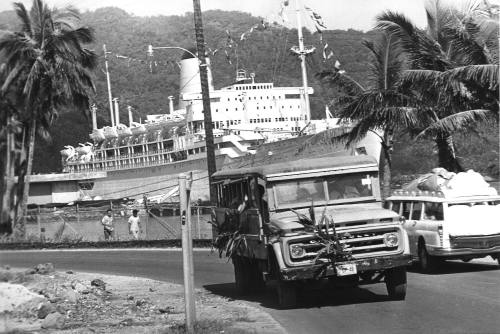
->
[193,0,217,204]
[103,44,115,127]
[179,173,195,333]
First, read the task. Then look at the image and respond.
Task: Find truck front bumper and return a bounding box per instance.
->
[280,254,413,281]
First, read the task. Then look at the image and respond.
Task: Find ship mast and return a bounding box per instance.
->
[291,0,313,122]
[103,44,115,127]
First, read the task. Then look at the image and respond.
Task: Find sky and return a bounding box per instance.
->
[0,0,431,31]
[1,0,496,31]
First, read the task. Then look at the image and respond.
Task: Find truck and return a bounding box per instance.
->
[211,155,412,308]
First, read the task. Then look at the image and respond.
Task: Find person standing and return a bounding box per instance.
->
[101,209,114,240]
[128,209,142,240]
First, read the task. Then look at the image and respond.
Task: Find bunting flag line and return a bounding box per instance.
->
[322,43,336,61]
[279,0,289,24]
[304,5,327,33]
[226,30,234,48]
[240,20,267,41]
[224,49,232,64]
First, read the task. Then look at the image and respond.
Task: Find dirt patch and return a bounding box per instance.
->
[0,265,285,333]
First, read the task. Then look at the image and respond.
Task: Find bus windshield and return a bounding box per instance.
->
[273,173,374,207]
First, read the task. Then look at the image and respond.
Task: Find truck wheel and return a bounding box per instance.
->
[277,280,297,309]
[418,241,441,273]
[385,267,407,300]
[249,259,266,292]
[233,256,251,294]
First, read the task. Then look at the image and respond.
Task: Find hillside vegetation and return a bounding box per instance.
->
[0,7,497,177]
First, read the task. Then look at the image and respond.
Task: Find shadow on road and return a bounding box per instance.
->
[203,280,391,310]
[408,260,499,275]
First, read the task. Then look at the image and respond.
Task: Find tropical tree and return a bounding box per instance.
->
[375,0,499,172]
[317,32,415,198]
[0,0,97,235]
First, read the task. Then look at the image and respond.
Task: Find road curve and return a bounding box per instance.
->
[1,249,499,334]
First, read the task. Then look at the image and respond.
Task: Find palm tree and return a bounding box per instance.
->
[0,0,97,235]
[375,0,499,172]
[318,32,415,198]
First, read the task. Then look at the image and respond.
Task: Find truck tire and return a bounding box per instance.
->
[277,280,297,309]
[385,267,407,300]
[418,240,441,273]
[232,256,251,294]
[249,259,266,292]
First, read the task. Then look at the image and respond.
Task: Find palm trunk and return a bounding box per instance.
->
[1,116,14,234]
[435,132,463,173]
[15,118,36,237]
[379,127,394,200]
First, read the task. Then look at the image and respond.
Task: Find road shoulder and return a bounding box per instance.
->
[0,265,286,333]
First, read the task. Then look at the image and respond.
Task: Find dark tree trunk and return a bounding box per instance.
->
[15,118,36,237]
[0,117,14,234]
[379,127,394,200]
[435,132,463,173]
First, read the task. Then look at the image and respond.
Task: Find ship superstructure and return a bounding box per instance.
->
[62,53,338,176]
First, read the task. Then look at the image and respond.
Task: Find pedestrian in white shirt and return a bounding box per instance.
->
[101,209,114,240]
[128,209,142,240]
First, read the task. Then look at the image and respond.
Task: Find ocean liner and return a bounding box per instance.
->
[27,6,381,205]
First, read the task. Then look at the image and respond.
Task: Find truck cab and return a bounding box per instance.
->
[212,155,412,308]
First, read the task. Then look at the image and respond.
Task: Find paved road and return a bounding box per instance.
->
[1,249,499,334]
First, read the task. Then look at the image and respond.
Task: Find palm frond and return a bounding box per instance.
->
[316,70,365,96]
[13,2,32,35]
[376,10,449,71]
[444,64,499,90]
[415,109,492,139]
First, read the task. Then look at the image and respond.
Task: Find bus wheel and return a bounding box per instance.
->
[385,267,407,300]
[418,240,441,273]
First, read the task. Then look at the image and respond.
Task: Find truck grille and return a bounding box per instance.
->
[450,234,500,249]
[287,226,402,264]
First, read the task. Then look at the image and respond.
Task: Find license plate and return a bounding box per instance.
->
[336,263,357,276]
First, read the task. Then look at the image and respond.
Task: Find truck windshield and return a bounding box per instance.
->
[273,173,373,207]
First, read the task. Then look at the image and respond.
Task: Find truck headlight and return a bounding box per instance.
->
[383,233,399,247]
[290,244,306,259]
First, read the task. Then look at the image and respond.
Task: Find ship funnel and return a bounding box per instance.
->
[168,96,174,114]
[178,49,213,109]
[113,98,120,125]
[127,105,133,126]
[91,104,98,130]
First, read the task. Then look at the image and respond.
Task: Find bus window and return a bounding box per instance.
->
[402,202,412,219]
[412,202,423,220]
[424,202,444,220]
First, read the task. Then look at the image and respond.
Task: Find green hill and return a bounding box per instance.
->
[0,7,497,177]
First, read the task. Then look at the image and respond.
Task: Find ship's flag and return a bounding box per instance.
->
[304,6,327,33]
[225,30,234,48]
[279,0,289,23]
[322,43,336,61]
[224,49,232,64]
